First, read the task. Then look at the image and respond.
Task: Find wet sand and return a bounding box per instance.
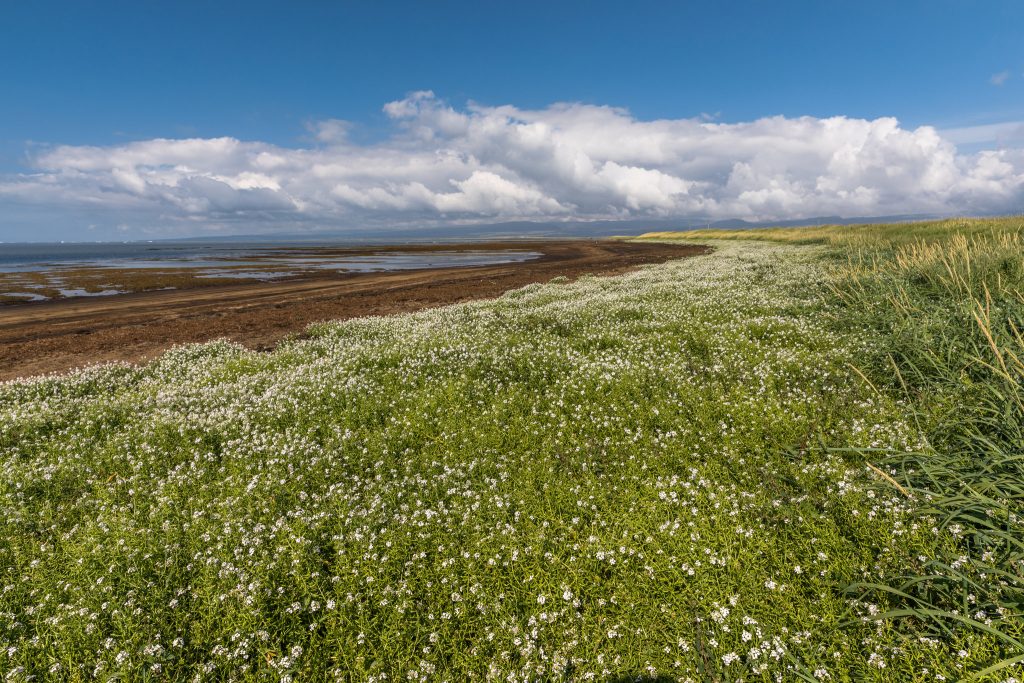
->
[0,240,708,381]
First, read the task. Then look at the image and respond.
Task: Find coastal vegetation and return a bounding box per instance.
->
[1,218,1022,680]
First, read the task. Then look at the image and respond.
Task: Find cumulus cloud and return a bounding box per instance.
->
[2,91,1023,235]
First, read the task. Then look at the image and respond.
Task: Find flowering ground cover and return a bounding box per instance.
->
[1,219,1022,681]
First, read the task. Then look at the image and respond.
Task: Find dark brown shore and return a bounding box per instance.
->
[0,240,708,381]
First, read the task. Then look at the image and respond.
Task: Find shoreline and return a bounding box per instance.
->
[0,239,708,381]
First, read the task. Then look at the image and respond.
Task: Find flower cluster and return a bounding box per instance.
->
[0,242,976,679]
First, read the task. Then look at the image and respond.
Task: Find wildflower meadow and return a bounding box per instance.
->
[2,218,1022,681]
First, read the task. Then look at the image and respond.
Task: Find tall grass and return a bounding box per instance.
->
[645,219,1024,678]
[835,229,1024,679]
[640,215,1024,248]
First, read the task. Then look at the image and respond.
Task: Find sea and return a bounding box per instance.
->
[0,241,541,274]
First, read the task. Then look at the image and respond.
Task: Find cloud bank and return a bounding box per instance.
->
[3,91,1023,236]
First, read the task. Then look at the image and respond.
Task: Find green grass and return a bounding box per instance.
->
[643,218,1024,680]
[1,218,1022,680]
[638,215,1024,247]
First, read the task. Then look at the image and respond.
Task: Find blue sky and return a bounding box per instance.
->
[1,1,1023,240]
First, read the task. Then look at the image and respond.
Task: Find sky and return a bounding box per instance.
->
[1,0,1023,241]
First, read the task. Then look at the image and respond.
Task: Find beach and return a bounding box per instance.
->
[0,239,707,380]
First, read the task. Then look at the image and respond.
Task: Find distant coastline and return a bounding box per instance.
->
[0,212,954,245]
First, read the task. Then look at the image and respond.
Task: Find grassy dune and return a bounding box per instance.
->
[640,216,1024,247]
[1,218,1022,680]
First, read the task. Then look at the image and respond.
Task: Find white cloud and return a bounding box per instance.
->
[941,120,1024,147]
[307,119,352,144]
[2,92,1023,236]
[990,70,1011,86]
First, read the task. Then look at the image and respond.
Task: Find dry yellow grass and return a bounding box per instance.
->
[637,215,1024,248]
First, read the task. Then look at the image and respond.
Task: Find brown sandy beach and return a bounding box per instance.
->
[0,239,708,381]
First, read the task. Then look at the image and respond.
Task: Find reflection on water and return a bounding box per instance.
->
[3,292,47,302]
[0,250,540,273]
[57,288,127,298]
[293,251,541,271]
[186,250,542,274]
[1,249,542,303]
[196,271,301,280]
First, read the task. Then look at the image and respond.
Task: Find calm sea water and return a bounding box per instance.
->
[0,242,540,273]
[0,241,544,302]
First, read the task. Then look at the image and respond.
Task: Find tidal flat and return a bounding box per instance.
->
[0,243,548,304]
[0,240,704,380]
